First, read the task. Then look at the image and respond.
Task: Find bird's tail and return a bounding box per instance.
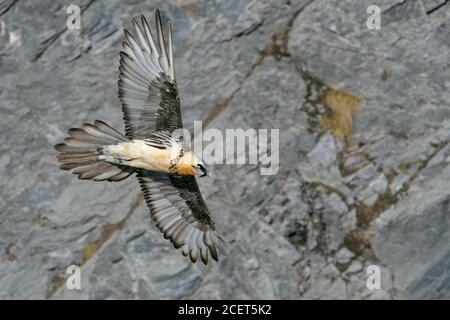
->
[54,120,135,182]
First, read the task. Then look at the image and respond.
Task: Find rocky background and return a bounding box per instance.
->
[0,0,449,299]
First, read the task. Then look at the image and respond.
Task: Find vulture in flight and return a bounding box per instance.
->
[55,9,227,265]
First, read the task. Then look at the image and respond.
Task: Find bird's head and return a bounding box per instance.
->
[175,151,209,177]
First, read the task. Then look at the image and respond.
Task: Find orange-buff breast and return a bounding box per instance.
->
[175,163,195,176]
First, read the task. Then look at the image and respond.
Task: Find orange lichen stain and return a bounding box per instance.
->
[321,89,361,141]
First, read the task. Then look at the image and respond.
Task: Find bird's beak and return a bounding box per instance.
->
[197,163,209,178]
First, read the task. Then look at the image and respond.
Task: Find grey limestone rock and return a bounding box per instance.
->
[0,0,449,299]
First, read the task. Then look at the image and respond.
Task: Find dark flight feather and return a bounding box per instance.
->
[138,170,227,264]
[119,10,181,140]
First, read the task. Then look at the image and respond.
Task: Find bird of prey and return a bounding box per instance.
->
[54,9,227,264]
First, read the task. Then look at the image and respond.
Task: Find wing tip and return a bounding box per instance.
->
[119,50,131,60]
[184,230,229,265]
[123,29,133,40]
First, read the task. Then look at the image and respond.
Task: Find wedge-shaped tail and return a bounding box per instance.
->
[54,120,135,181]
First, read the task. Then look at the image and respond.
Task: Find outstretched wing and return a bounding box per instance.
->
[138,170,227,264]
[118,10,181,139]
[121,11,225,264]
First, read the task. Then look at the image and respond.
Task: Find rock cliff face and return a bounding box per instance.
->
[0,0,449,299]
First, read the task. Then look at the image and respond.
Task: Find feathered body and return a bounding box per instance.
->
[102,139,197,176]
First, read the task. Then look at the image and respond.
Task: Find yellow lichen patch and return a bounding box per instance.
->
[321,89,361,141]
[82,243,99,261]
[183,3,200,13]
[177,1,200,13]
[81,223,119,262]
